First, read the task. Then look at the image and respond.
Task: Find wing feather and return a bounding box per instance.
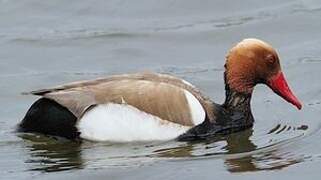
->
[26,72,216,125]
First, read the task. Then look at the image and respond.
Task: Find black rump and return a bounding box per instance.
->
[18,98,80,139]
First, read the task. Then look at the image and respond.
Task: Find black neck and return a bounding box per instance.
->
[223,86,252,112]
[176,72,255,141]
[222,72,254,125]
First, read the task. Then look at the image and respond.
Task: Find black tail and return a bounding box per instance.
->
[19,98,80,139]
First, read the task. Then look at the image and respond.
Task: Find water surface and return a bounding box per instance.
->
[1,0,321,179]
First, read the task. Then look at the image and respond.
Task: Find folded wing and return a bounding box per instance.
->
[28,72,216,125]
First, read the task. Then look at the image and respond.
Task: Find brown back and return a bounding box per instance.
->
[29,72,216,125]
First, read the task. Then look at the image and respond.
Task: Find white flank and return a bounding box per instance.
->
[182,79,195,87]
[184,90,205,125]
[77,103,191,142]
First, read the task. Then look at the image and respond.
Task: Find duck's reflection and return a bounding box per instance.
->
[19,133,83,172]
[154,128,303,173]
[224,129,302,172]
[19,126,305,173]
[223,129,258,172]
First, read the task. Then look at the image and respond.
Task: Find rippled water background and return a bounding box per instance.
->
[1,0,321,179]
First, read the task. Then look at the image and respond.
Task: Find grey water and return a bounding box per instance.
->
[1,0,321,179]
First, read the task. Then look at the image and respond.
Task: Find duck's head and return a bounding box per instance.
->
[225,38,302,110]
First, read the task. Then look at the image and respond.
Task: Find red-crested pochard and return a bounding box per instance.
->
[19,38,302,141]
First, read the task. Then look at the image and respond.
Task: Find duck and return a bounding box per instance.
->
[18,38,302,142]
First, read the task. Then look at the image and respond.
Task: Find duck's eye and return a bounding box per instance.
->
[266,54,276,65]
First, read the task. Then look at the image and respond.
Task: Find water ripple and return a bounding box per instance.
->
[17,120,315,173]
